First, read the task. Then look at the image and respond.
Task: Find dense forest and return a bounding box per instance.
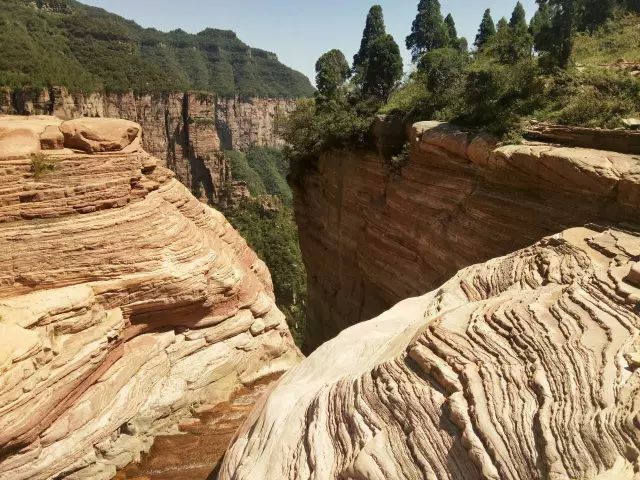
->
[282,0,640,164]
[0,0,314,97]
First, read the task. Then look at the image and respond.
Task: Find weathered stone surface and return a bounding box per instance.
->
[294,121,640,349]
[0,117,301,480]
[0,87,296,203]
[220,226,640,480]
[60,118,141,153]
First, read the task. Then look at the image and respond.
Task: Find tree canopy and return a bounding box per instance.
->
[475,9,497,49]
[315,49,350,99]
[363,34,403,100]
[406,0,450,62]
[353,5,386,74]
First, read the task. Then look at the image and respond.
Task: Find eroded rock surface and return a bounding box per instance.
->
[0,87,296,204]
[220,225,640,480]
[0,116,300,480]
[294,121,640,349]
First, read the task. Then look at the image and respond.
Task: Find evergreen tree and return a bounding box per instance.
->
[444,13,458,44]
[580,0,616,30]
[353,5,386,74]
[510,1,528,30]
[475,9,496,50]
[315,49,350,99]
[406,0,450,62]
[458,37,469,53]
[497,17,509,32]
[363,34,403,100]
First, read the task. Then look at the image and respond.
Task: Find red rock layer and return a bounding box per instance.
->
[0,116,300,480]
[294,121,640,350]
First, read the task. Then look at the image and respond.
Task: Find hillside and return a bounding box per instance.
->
[0,0,314,97]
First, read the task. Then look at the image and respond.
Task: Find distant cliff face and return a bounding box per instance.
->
[0,115,300,480]
[0,87,296,204]
[293,121,640,350]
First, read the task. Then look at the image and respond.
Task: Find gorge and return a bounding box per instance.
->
[1,0,640,479]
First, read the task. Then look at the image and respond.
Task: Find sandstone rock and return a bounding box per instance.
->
[40,124,65,150]
[60,118,141,153]
[294,121,640,349]
[0,116,301,480]
[0,115,63,158]
[220,226,640,480]
[1,87,296,204]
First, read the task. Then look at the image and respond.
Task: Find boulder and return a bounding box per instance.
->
[60,118,141,153]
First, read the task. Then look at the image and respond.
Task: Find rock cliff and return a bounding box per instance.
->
[220,224,640,480]
[0,87,296,204]
[0,115,300,480]
[294,121,640,349]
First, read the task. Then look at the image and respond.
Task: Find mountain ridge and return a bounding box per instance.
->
[0,0,315,98]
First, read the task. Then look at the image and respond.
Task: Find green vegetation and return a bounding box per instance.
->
[0,0,314,97]
[281,1,640,164]
[225,147,292,204]
[31,153,56,179]
[224,201,307,346]
[281,5,402,170]
[222,147,306,346]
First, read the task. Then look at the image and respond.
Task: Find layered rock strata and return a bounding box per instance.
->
[220,225,640,480]
[0,115,300,480]
[0,87,296,203]
[294,121,640,349]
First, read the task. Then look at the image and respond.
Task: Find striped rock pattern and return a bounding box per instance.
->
[294,121,640,350]
[0,116,300,480]
[220,225,640,480]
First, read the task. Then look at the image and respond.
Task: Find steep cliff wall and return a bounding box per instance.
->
[220,225,640,480]
[294,121,640,349]
[0,87,296,204]
[0,115,300,480]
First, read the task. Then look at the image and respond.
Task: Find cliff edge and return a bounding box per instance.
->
[0,115,300,480]
[294,121,640,349]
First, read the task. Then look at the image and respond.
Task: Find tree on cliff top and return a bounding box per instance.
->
[315,49,350,101]
[510,1,528,30]
[353,5,386,76]
[475,9,496,50]
[362,34,403,100]
[406,0,450,62]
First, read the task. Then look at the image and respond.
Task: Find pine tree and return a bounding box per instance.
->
[363,34,403,100]
[406,0,450,62]
[580,0,616,30]
[530,0,576,68]
[497,17,509,32]
[509,1,528,30]
[475,9,496,50]
[444,13,458,43]
[353,5,386,74]
[315,49,350,99]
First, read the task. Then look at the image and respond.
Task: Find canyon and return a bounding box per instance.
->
[0,115,300,480]
[0,87,296,205]
[293,120,640,349]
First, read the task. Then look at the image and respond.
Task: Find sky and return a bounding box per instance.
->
[80,0,538,85]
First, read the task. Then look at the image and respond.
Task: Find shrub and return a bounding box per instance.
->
[31,153,56,180]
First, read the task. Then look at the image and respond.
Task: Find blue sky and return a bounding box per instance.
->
[80,0,538,84]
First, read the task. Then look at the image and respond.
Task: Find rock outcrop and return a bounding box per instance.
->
[220,225,640,480]
[0,115,300,480]
[294,121,640,349]
[0,87,296,204]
